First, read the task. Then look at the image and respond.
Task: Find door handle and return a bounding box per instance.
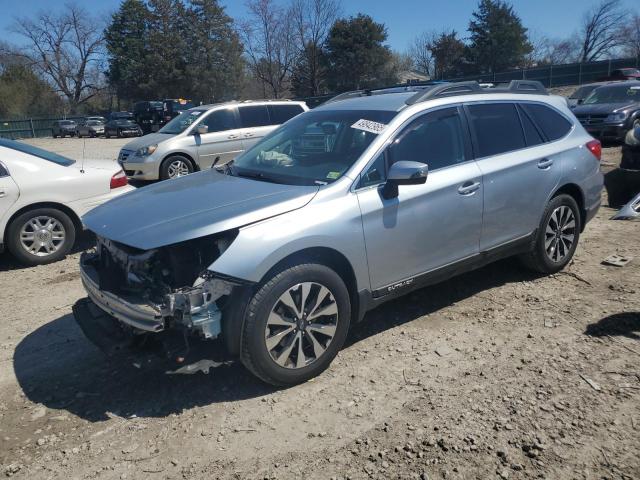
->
[227,134,239,139]
[0,190,5,198]
[537,158,553,169]
[458,181,480,195]
[244,133,254,137]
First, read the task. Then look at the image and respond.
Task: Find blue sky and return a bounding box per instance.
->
[1,0,638,51]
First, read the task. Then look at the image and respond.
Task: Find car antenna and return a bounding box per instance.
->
[212,156,221,168]
[81,137,86,173]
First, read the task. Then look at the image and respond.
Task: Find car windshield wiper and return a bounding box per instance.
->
[234,169,284,184]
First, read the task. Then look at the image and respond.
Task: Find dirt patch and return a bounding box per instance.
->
[0,143,638,480]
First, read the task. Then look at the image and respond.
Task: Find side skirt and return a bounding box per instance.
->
[355,232,535,322]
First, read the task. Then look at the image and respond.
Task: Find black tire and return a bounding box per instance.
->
[105,131,110,139]
[53,134,58,138]
[240,262,351,386]
[159,155,194,180]
[7,208,76,266]
[117,129,122,138]
[520,194,581,274]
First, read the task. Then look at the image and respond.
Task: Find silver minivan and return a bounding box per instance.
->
[118,100,308,180]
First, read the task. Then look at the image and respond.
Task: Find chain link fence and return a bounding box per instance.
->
[446,56,640,87]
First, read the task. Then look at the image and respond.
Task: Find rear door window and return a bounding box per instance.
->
[466,103,526,157]
[268,104,304,124]
[239,106,271,128]
[521,104,572,142]
[202,108,238,133]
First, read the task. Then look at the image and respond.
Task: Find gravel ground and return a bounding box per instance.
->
[0,139,638,480]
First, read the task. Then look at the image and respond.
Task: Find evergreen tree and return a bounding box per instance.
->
[431,31,466,79]
[145,0,190,99]
[105,0,150,103]
[467,0,532,73]
[185,0,245,103]
[325,14,392,91]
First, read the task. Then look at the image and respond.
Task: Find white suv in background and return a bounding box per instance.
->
[117,100,308,180]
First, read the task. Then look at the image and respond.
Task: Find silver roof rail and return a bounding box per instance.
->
[405,80,548,105]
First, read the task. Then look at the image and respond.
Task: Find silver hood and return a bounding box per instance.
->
[121,132,174,151]
[82,170,319,250]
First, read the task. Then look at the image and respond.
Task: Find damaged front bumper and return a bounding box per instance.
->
[78,251,236,340]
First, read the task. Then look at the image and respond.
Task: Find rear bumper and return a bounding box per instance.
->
[69,185,135,219]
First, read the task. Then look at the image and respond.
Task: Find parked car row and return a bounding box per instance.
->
[51,112,143,139]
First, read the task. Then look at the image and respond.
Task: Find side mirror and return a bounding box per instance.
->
[195,124,208,135]
[382,161,428,199]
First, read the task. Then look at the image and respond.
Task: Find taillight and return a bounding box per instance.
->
[110,170,128,189]
[586,139,601,161]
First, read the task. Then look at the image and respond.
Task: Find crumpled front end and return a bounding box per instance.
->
[75,231,242,355]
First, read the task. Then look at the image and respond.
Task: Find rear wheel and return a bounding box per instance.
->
[160,155,193,180]
[7,208,76,265]
[240,262,351,386]
[520,194,581,274]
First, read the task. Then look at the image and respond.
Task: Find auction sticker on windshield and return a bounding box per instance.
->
[351,119,387,134]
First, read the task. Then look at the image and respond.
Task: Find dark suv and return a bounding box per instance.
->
[572,81,640,142]
[134,101,164,134]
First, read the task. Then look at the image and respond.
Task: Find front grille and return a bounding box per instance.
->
[118,149,134,163]
[575,114,608,126]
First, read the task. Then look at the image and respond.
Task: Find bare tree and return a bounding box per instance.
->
[11,3,105,110]
[578,0,627,62]
[621,13,640,58]
[408,31,435,77]
[290,0,340,96]
[241,0,296,98]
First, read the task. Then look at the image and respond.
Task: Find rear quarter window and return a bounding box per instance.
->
[268,104,304,124]
[238,105,271,128]
[522,104,572,142]
[466,103,526,157]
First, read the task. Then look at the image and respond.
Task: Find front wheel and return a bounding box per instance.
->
[160,156,193,180]
[240,263,351,386]
[7,208,76,265]
[520,194,581,274]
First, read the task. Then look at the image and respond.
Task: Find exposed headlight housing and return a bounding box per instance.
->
[606,112,628,123]
[136,144,157,156]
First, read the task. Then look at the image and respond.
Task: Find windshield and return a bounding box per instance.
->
[570,85,597,100]
[116,120,136,126]
[158,110,205,134]
[59,120,75,125]
[583,85,640,104]
[87,121,101,126]
[0,138,75,166]
[232,109,396,186]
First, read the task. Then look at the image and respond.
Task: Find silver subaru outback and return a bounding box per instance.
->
[117,100,308,180]
[74,81,603,386]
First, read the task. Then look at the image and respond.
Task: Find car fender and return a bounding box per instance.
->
[208,190,370,293]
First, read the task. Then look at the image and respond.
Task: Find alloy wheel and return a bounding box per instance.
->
[264,282,339,369]
[544,205,576,263]
[167,159,191,178]
[19,216,66,257]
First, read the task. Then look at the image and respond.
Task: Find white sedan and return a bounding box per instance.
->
[0,139,134,265]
